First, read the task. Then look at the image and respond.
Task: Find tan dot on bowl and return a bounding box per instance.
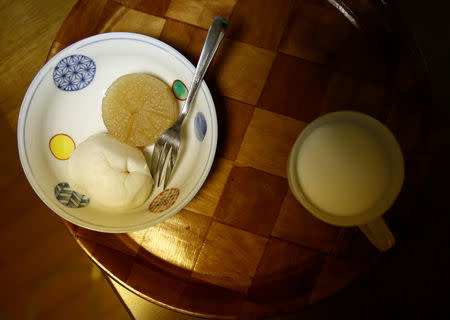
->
[102,73,179,147]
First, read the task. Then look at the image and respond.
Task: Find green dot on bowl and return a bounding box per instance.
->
[172,80,188,100]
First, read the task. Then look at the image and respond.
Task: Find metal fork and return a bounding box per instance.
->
[151,16,228,188]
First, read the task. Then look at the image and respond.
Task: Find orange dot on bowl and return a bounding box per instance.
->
[49,134,75,160]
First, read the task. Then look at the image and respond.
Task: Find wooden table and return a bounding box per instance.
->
[48,0,431,318]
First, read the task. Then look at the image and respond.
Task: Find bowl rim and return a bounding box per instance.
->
[17,32,218,233]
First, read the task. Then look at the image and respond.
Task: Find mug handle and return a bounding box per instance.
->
[359,217,395,252]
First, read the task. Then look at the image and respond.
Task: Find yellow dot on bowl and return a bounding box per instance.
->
[49,134,75,160]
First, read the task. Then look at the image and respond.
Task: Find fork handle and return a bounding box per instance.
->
[175,16,228,126]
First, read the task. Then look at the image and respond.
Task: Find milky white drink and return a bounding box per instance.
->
[296,121,390,216]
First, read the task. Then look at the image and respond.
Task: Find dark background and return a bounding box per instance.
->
[276,0,450,318]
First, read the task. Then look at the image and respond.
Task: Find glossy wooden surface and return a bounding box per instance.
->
[48,0,431,318]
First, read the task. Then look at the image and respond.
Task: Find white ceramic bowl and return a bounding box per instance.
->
[17,32,217,233]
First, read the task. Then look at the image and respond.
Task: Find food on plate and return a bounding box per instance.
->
[102,73,178,147]
[68,133,153,209]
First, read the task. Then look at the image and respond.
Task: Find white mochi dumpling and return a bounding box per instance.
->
[69,133,153,209]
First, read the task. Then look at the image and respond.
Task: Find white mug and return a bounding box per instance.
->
[287,111,404,252]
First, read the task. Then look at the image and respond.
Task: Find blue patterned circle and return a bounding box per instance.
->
[53,55,96,91]
[194,112,207,141]
[55,182,90,208]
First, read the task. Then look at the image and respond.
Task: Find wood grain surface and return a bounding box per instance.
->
[45,0,432,318]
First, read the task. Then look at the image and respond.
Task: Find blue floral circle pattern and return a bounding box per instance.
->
[53,55,96,91]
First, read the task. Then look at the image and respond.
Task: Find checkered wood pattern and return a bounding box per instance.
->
[50,0,431,318]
